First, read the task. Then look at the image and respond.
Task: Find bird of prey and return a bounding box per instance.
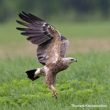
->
[16,11,77,98]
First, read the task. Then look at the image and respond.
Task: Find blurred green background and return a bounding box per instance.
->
[1,0,110,23]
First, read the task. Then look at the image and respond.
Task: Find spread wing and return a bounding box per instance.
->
[16,11,54,45]
[16,11,63,65]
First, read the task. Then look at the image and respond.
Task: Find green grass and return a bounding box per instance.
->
[55,21,110,38]
[0,21,110,46]
[0,21,26,46]
[0,52,110,110]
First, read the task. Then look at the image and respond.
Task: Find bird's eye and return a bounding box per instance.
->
[71,58,74,61]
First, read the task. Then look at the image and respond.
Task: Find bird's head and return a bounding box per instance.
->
[63,57,77,65]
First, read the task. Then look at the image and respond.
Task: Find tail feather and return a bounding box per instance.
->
[25,69,40,81]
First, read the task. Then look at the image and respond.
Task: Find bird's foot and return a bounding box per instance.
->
[52,91,58,99]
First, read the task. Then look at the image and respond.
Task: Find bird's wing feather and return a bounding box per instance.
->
[37,40,51,65]
[37,36,68,65]
[60,36,69,57]
[16,11,55,45]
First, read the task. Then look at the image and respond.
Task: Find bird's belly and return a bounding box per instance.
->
[49,61,68,74]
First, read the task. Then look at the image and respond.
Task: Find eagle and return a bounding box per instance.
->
[16,11,77,98]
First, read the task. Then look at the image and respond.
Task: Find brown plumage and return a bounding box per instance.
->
[16,11,77,98]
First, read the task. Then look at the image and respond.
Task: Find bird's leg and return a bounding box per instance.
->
[44,70,57,99]
[50,85,57,99]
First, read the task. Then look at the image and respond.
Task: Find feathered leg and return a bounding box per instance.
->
[45,73,57,99]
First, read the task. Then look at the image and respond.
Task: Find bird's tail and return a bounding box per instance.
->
[25,69,40,81]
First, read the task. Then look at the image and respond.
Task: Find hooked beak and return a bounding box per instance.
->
[71,58,77,62]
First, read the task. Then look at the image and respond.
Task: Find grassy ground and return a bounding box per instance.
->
[0,53,110,110]
[0,21,110,109]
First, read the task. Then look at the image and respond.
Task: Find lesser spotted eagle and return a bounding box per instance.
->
[16,12,77,98]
